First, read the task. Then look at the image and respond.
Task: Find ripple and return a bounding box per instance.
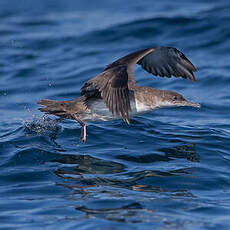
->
[1,0,230,229]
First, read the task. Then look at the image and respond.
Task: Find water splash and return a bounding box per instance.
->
[23,115,60,136]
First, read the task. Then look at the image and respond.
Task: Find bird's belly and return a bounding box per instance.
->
[81,99,153,122]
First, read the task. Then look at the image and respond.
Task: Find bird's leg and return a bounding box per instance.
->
[71,114,87,143]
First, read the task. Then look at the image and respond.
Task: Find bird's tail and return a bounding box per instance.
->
[37,99,67,117]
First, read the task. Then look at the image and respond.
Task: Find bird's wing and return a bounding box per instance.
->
[104,48,153,71]
[81,46,196,123]
[81,65,131,123]
[136,47,197,81]
[105,47,197,82]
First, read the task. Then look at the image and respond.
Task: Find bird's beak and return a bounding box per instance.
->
[183,100,201,108]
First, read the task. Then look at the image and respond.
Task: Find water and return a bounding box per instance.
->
[1,1,230,229]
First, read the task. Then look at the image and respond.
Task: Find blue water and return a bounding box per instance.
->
[1,1,230,229]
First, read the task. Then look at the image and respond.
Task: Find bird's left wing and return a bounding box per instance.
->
[81,65,131,123]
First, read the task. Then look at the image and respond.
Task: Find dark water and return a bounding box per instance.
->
[1,1,230,229]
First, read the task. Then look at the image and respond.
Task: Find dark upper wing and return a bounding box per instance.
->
[81,46,196,122]
[81,65,131,123]
[104,48,153,71]
[103,47,197,82]
[137,47,197,81]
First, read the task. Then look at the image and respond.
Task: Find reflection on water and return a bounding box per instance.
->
[117,142,199,163]
[74,201,154,223]
[53,141,197,221]
[54,154,125,175]
[160,143,199,162]
[23,116,199,222]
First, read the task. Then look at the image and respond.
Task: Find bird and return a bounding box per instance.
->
[38,46,200,143]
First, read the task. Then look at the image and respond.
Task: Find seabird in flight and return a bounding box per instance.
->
[38,47,200,143]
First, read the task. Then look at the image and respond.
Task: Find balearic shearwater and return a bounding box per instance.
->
[38,47,200,143]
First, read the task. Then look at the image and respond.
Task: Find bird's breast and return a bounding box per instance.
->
[132,99,153,113]
[81,99,154,122]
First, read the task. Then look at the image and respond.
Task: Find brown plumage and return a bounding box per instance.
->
[38,46,199,143]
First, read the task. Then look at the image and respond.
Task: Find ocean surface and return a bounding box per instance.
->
[1,1,230,229]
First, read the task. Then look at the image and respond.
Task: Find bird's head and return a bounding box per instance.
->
[160,90,200,108]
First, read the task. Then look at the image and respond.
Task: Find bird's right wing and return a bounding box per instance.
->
[137,47,197,81]
[104,47,197,82]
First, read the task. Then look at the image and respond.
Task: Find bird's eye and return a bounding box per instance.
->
[173,96,178,100]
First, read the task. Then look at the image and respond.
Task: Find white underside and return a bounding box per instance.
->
[81,99,157,122]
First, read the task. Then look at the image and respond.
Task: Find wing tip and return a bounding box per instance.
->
[188,71,196,82]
